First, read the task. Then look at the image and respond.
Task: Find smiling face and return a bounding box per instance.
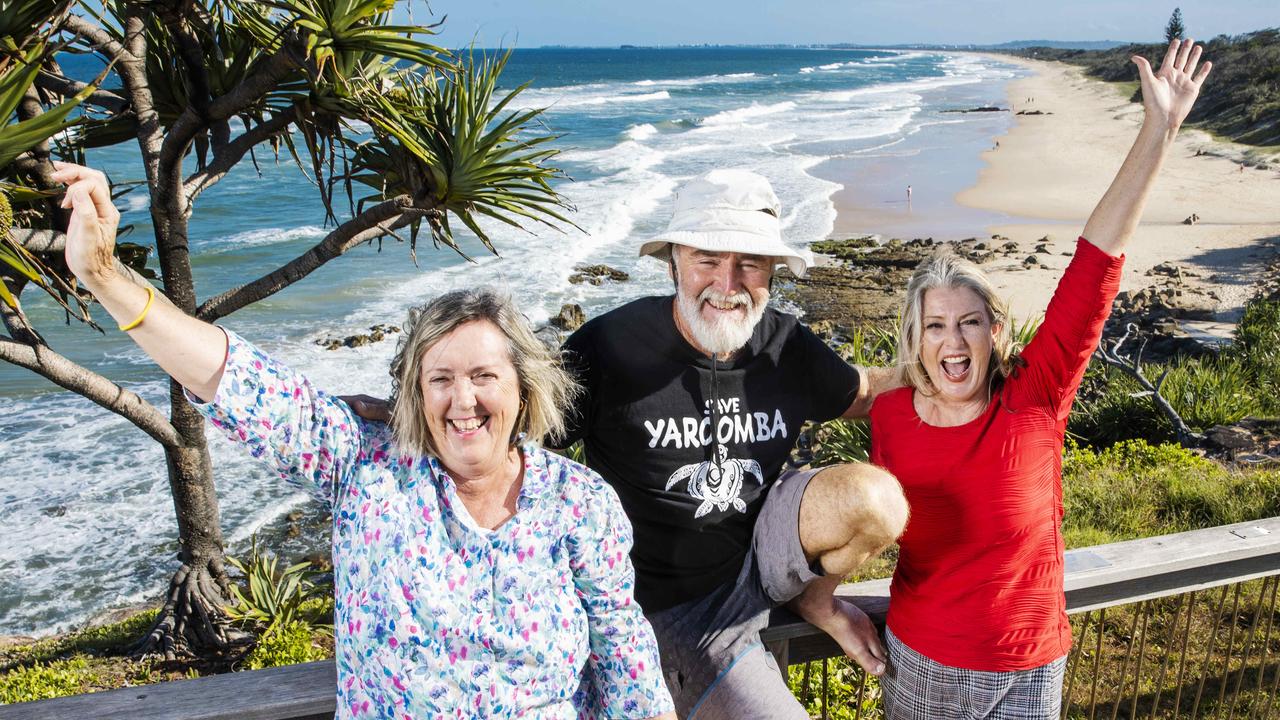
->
[919,285,1001,407]
[671,246,773,356]
[418,319,522,482]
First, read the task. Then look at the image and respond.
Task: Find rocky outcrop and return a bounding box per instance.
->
[1204,418,1280,465]
[315,324,402,351]
[568,264,629,285]
[549,303,586,331]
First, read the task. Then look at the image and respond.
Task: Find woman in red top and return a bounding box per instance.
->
[869,39,1212,719]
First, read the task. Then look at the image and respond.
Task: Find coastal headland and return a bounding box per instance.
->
[793,53,1280,338]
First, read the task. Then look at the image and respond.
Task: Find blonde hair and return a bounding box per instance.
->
[897,248,1022,395]
[388,289,580,456]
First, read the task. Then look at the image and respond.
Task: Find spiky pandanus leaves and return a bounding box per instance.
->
[221,0,451,222]
[349,51,576,259]
[0,22,103,324]
[0,0,74,62]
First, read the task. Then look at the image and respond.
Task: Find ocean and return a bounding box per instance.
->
[0,47,1023,635]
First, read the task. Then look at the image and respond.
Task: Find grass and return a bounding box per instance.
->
[0,610,168,704]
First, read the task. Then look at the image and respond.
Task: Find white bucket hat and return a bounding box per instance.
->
[638,169,811,276]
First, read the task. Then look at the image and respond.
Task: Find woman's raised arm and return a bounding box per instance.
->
[54,162,228,401]
[1081,38,1212,257]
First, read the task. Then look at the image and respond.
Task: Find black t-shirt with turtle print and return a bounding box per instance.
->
[558,296,860,612]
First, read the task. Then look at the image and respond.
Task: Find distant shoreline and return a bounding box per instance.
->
[824,53,1280,330]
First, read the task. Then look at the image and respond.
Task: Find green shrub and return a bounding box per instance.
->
[0,656,95,704]
[786,657,882,720]
[812,419,871,465]
[1234,298,1280,410]
[1063,438,1280,546]
[1070,354,1263,447]
[225,537,326,637]
[240,622,329,671]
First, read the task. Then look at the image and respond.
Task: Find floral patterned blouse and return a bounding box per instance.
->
[193,330,674,719]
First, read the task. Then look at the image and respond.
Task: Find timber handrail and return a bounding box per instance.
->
[5,517,1280,719]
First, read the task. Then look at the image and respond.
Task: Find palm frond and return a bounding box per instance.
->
[345,49,576,258]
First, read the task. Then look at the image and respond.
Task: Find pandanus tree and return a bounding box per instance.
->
[0,0,570,657]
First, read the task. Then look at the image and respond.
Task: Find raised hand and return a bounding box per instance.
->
[1132,38,1212,132]
[50,161,121,285]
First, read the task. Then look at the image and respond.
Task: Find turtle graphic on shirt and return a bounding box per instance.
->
[665,444,764,518]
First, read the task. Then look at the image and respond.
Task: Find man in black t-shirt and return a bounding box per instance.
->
[557,170,908,719]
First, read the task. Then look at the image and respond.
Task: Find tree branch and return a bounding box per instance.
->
[62,14,136,66]
[0,336,183,447]
[11,228,181,312]
[183,111,296,205]
[161,34,307,179]
[36,70,130,113]
[197,196,432,321]
[1094,323,1205,447]
[0,278,44,345]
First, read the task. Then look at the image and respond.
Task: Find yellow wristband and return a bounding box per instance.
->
[119,285,155,332]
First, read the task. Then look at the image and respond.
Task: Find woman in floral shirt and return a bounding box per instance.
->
[53,162,675,720]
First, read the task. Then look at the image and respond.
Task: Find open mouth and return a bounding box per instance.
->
[941,355,971,380]
[448,416,490,435]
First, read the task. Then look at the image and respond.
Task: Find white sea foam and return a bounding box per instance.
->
[624,123,659,141]
[700,101,797,126]
[556,90,671,108]
[633,72,757,87]
[209,225,328,251]
[517,88,672,110]
[120,191,150,214]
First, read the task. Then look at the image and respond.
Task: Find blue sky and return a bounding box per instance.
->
[418,0,1276,48]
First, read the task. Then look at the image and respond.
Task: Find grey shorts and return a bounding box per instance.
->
[644,467,822,720]
[881,627,1067,720]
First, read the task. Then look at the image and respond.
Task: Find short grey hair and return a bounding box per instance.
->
[388,288,580,456]
[897,248,1022,395]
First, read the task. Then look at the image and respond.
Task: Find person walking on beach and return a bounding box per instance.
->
[906,184,913,205]
[51,163,675,719]
[555,169,909,719]
[866,38,1212,719]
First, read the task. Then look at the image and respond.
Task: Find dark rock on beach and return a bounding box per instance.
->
[550,303,587,331]
[568,264,629,285]
[1204,418,1280,465]
[316,324,402,351]
[1103,265,1223,361]
[778,236,940,340]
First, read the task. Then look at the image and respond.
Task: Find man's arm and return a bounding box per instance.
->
[842,364,902,419]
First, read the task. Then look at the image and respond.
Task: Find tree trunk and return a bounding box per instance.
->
[134,382,250,659]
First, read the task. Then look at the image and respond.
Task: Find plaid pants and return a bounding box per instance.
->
[880,627,1067,720]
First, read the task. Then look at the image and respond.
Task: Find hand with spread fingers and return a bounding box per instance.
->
[1132,38,1212,132]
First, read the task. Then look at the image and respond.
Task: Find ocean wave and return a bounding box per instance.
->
[800,61,860,74]
[559,140,667,173]
[632,72,757,87]
[559,90,671,107]
[625,123,659,141]
[206,225,328,252]
[519,89,672,110]
[700,101,797,126]
[119,190,150,214]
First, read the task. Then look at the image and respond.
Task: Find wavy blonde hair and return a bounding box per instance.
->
[897,248,1023,395]
[388,289,580,456]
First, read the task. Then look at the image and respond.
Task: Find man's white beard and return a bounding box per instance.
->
[676,286,768,355]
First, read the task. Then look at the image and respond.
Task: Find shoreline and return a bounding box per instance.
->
[824,53,1280,328]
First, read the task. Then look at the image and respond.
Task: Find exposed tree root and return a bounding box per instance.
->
[132,560,251,660]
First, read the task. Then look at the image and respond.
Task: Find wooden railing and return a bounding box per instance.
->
[5,517,1280,720]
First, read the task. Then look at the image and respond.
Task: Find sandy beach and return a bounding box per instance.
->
[834,54,1280,330]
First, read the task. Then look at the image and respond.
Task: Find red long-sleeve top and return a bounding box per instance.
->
[870,237,1124,671]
